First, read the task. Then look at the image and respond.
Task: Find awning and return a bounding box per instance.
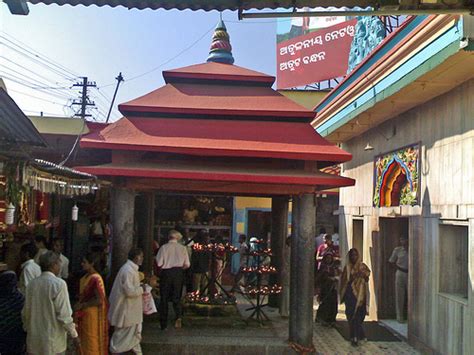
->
[26,0,378,11]
[76,160,355,196]
[81,117,352,164]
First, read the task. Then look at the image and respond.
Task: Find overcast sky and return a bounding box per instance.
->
[0,3,278,122]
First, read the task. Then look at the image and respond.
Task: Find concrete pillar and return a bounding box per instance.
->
[110,187,135,280]
[289,195,300,342]
[294,193,316,349]
[269,196,289,308]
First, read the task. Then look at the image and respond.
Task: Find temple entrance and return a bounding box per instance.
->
[247,210,272,240]
[378,217,409,337]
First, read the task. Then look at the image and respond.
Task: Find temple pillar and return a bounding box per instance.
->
[290,193,316,351]
[110,187,135,280]
[269,196,289,308]
[289,195,300,342]
[143,192,155,275]
[295,194,316,349]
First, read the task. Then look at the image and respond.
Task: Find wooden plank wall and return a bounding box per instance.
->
[338,79,474,354]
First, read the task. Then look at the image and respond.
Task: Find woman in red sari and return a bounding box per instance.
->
[75,252,108,355]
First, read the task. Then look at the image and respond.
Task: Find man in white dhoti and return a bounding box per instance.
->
[109,248,146,354]
[22,251,79,355]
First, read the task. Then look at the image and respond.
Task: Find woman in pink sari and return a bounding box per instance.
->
[74,252,108,355]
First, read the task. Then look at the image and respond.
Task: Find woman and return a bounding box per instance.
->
[339,248,370,347]
[75,252,108,354]
[0,271,26,354]
[315,252,340,327]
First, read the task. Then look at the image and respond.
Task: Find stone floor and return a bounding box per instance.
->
[141,294,419,355]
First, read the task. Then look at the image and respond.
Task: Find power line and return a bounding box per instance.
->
[98,24,216,88]
[8,88,70,106]
[0,72,74,100]
[72,77,96,119]
[0,40,77,82]
[0,57,72,91]
[0,32,80,79]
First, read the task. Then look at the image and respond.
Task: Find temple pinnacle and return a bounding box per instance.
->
[207,20,234,64]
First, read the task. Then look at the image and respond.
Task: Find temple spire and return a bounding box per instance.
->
[207,19,234,64]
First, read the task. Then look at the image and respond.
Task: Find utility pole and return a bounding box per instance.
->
[72,77,96,120]
[106,72,124,123]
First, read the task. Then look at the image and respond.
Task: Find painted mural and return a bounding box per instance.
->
[373,144,420,207]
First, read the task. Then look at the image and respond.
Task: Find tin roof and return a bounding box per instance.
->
[27,0,376,11]
[0,88,46,149]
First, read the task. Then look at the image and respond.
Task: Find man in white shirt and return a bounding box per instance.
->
[109,248,146,355]
[389,236,409,323]
[332,226,340,246]
[22,251,79,355]
[18,242,41,294]
[51,238,69,280]
[156,230,190,330]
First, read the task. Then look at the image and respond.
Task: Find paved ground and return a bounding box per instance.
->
[141,294,419,354]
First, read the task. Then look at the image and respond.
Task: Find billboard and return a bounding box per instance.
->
[276,19,357,89]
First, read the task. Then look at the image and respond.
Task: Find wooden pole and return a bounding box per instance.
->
[110,187,135,281]
[269,196,289,308]
[142,192,155,275]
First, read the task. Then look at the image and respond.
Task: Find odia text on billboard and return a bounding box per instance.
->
[277,19,357,89]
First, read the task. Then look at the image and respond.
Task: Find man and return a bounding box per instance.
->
[22,251,79,355]
[389,236,409,323]
[156,230,190,330]
[109,248,146,355]
[33,235,48,264]
[332,226,340,246]
[18,242,41,294]
[51,238,69,280]
[315,227,326,251]
[232,234,248,291]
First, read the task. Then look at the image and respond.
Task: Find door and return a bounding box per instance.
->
[378,217,409,319]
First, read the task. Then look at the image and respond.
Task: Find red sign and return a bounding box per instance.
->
[277,19,357,89]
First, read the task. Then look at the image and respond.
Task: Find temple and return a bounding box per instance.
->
[77,20,354,350]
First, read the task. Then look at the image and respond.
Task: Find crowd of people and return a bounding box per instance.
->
[0,224,378,353]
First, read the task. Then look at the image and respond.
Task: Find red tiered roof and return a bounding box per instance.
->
[78,31,354,195]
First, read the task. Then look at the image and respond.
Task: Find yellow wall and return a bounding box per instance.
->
[278,90,328,110]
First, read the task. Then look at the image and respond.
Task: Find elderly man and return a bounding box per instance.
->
[156,230,190,330]
[22,251,79,355]
[109,248,146,355]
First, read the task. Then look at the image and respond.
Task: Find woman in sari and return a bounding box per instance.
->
[339,248,370,347]
[75,252,108,354]
[315,252,340,327]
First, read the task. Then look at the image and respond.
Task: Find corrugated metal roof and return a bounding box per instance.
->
[0,88,47,148]
[27,0,377,11]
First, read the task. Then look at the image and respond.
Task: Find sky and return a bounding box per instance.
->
[0,3,280,122]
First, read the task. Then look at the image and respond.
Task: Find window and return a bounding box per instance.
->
[439,224,468,298]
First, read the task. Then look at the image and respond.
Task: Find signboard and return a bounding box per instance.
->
[276,19,357,89]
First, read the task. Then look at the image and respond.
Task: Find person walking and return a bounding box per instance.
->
[191,230,210,295]
[0,271,26,355]
[75,252,108,355]
[22,251,80,355]
[18,242,41,294]
[156,230,190,330]
[340,248,370,347]
[389,236,409,323]
[108,248,146,355]
[232,234,249,292]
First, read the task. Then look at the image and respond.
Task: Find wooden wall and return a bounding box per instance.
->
[338,78,474,354]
